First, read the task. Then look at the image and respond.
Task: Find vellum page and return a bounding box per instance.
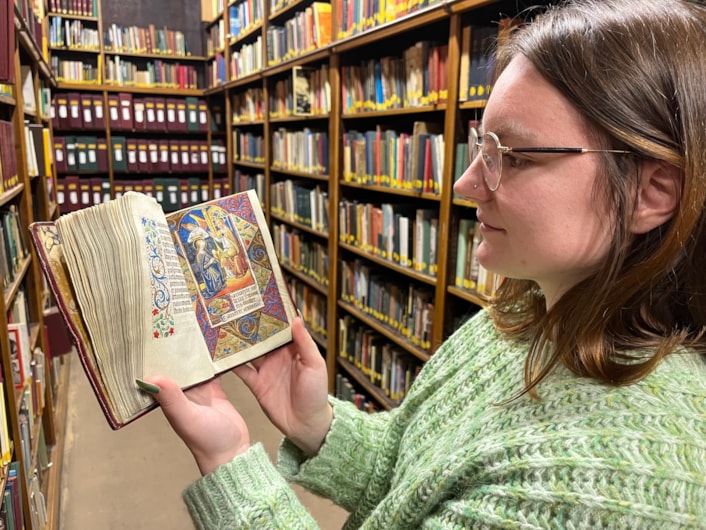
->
[56,192,214,421]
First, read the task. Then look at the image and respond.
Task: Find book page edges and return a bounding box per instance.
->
[29,222,134,429]
[29,220,214,429]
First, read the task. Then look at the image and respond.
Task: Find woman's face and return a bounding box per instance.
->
[454,56,614,307]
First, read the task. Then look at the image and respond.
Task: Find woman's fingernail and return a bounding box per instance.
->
[136,379,160,394]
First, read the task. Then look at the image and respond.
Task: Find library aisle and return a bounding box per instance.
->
[58,353,349,529]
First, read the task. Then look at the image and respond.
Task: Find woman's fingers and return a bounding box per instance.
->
[290,317,320,365]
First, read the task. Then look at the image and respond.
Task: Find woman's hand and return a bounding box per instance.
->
[145,376,250,476]
[234,316,333,456]
[145,316,332,476]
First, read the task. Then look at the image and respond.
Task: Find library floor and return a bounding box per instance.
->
[58,353,350,529]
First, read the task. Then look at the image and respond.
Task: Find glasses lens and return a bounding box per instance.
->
[481,132,501,190]
[468,128,479,165]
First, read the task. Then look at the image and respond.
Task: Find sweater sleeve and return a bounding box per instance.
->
[276,313,495,519]
[182,443,321,529]
[278,396,397,515]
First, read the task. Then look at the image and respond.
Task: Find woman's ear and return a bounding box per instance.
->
[630,160,681,234]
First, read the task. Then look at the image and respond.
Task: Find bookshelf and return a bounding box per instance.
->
[200,0,543,410]
[0,1,70,528]
[47,0,228,214]
[45,0,544,416]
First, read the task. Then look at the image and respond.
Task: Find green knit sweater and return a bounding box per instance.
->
[183,311,706,528]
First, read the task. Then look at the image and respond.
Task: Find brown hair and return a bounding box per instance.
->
[488,0,706,396]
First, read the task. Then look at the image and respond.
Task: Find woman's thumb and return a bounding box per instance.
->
[137,376,190,422]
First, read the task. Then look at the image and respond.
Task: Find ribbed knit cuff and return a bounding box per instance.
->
[278,397,389,510]
[183,442,311,530]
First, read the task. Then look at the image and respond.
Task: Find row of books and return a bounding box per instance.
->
[4,121,52,202]
[22,122,53,185]
[0,206,29,289]
[340,258,434,351]
[271,128,329,175]
[339,201,439,277]
[233,130,265,164]
[232,87,264,122]
[206,20,225,57]
[208,53,227,86]
[0,293,36,490]
[336,0,442,40]
[338,314,422,403]
[339,198,500,298]
[229,0,264,41]
[233,169,265,199]
[17,376,50,529]
[271,180,330,233]
[204,0,225,21]
[273,222,329,287]
[227,63,349,123]
[52,93,215,133]
[54,136,228,174]
[104,56,200,89]
[0,373,10,467]
[48,17,100,50]
[48,0,98,17]
[1,462,24,529]
[335,372,378,412]
[0,0,16,84]
[286,277,327,341]
[0,121,20,192]
[0,318,12,466]
[269,0,296,17]
[229,37,264,80]
[0,419,50,530]
[7,291,30,391]
[341,41,448,114]
[103,23,192,57]
[454,218,501,298]
[459,20,520,103]
[57,176,232,213]
[50,56,102,84]
[19,64,52,118]
[15,0,44,54]
[342,121,444,195]
[270,65,331,118]
[266,2,332,66]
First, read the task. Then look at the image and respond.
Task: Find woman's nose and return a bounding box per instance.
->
[453,155,485,199]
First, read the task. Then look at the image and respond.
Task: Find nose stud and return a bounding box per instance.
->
[473,184,478,189]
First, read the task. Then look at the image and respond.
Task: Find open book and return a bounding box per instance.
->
[30,190,297,429]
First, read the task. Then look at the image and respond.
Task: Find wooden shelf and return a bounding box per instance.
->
[47,12,98,21]
[338,300,432,363]
[337,356,398,410]
[42,359,70,529]
[1,6,68,525]
[103,50,207,61]
[270,212,329,238]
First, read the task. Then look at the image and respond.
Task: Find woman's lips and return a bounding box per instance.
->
[477,216,502,232]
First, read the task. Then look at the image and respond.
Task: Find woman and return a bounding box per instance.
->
[140,0,706,526]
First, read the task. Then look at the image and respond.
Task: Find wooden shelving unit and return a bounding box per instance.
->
[200,0,540,408]
[45,0,541,413]
[0,1,69,528]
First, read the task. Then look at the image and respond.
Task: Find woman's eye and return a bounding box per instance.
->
[505,154,530,170]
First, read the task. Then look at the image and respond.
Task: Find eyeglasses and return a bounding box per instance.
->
[468,127,633,191]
